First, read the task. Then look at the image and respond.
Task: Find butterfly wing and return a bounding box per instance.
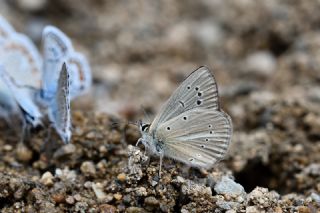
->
[48,63,71,143]
[41,26,73,103]
[149,66,220,132]
[68,52,92,99]
[0,33,42,88]
[155,109,232,168]
[0,67,42,127]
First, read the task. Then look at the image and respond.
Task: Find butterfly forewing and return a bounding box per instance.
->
[49,63,71,143]
[149,66,219,132]
[0,33,42,88]
[156,109,232,168]
[42,26,72,102]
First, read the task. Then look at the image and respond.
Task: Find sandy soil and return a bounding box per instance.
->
[0,0,319,212]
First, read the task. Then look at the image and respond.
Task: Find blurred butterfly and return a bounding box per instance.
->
[40,26,91,143]
[0,16,43,140]
[137,66,233,176]
[40,25,91,104]
[48,62,71,144]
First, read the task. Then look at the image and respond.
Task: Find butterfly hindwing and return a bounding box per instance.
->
[0,67,42,127]
[68,52,91,99]
[156,109,232,168]
[150,66,220,132]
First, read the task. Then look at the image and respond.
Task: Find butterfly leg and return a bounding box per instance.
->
[159,152,164,178]
[136,138,143,146]
[20,118,30,144]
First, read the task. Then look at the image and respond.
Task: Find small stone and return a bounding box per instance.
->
[245,51,276,76]
[214,176,245,198]
[92,183,107,201]
[99,204,117,213]
[66,196,75,205]
[126,207,146,213]
[53,144,76,159]
[74,194,82,201]
[117,173,126,182]
[16,143,33,162]
[297,206,311,213]
[52,194,65,203]
[246,206,258,213]
[144,196,159,206]
[80,161,96,176]
[3,144,13,151]
[40,171,54,187]
[84,181,92,189]
[114,193,122,201]
[135,187,147,196]
[274,206,283,213]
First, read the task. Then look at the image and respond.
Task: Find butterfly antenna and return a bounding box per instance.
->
[140,105,151,124]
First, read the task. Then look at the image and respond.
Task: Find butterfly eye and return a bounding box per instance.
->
[141,124,150,131]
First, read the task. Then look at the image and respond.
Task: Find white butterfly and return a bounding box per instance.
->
[137,66,233,175]
[0,16,43,136]
[48,62,71,144]
[40,26,90,143]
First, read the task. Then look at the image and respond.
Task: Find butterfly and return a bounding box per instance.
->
[0,16,43,139]
[137,66,233,176]
[40,26,91,143]
[48,62,71,144]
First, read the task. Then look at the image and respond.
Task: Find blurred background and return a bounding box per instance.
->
[1,0,320,194]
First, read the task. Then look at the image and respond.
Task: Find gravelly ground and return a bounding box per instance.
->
[0,0,320,212]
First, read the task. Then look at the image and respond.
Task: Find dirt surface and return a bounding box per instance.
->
[0,0,320,212]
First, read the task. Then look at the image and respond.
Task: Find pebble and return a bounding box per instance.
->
[126,207,147,213]
[92,182,107,201]
[15,143,33,162]
[74,194,82,201]
[135,187,147,196]
[214,176,245,198]
[3,144,13,151]
[99,204,117,213]
[297,206,311,213]
[53,144,76,159]
[117,173,126,182]
[52,193,65,204]
[246,206,258,213]
[80,161,96,176]
[144,196,159,206]
[40,171,54,187]
[245,51,277,76]
[114,193,122,201]
[66,196,75,205]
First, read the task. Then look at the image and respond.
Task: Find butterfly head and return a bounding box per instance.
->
[138,120,150,133]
